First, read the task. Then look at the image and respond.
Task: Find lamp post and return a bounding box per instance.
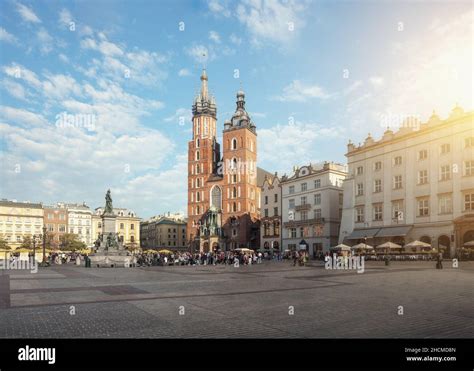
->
[39,225,49,267]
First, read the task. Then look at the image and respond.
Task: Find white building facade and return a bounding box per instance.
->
[281,162,347,257]
[61,203,92,247]
[339,106,474,257]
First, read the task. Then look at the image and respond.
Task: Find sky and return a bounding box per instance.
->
[0,0,472,218]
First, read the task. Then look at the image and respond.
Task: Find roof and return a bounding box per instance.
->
[0,200,42,209]
[257,167,273,187]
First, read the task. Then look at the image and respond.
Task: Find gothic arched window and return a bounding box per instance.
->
[196,138,200,148]
[232,187,237,198]
[231,138,237,150]
[211,186,222,209]
[196,150,200,160]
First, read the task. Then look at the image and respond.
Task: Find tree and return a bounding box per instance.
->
[0,237,11,251]
[59,233,86,251]
[20,236,33,249]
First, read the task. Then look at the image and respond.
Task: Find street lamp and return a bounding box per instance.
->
[39,225,49,267]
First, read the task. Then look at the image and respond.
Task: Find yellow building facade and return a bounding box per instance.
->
[92,208,140,248]
[0,200,44,250]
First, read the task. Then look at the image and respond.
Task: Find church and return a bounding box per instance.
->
[187,70,268,252]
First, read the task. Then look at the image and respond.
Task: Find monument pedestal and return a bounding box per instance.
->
[89,212,131,268]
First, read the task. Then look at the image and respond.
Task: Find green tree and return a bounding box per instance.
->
[59,233,86,251]
[20,235,33,249]
[0,237,11,251]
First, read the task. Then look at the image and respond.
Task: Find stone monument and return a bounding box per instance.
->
[89,189,131,268]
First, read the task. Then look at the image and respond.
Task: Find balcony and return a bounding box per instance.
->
[284,217,325,228]
[295,203,311,212]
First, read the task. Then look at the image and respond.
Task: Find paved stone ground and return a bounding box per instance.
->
[0,260,472,338]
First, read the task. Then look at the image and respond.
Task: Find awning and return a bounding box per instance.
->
[345,228,381,240]
[375,225,412,238]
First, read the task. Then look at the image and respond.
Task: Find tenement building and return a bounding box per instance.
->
[187,69,266,252]
[339,106,474,257]
[0,199,44,249]
[281,162,347,257]
[43,205,68,249]
[260,173,282,252]
[140,215,187,251]
[92,207,140,249]
[60,202,92,247]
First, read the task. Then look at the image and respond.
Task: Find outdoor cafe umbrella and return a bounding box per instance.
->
[463,240,474,247]
[351,242,374,250]
[404,240,431,248]
[331,243,351,251]
[376,242,401,249]
[158,249,173,254]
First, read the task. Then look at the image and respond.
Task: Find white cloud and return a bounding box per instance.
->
[178,68,191,77]
[2,79,28,100]
[236,0,307,46]
[258,120,344,173]
[37,28,54,55]
[229,33,242,45]
[369,76,384,87]
[164,108,192,125]
[0,27,18,44]
[59,8,73,28]
[184,44,215,64]
[208,0,231,17]
[58,53,69,63]
[273,80,331,102]
[209,30,221,43]
[16,2,41,23]
[0,106,48,127]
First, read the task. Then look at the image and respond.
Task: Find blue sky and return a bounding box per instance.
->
[0,0,472,218]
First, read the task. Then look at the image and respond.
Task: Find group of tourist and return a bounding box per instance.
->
[132,250,289,267]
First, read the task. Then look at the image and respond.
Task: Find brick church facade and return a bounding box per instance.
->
[187,70,262,252]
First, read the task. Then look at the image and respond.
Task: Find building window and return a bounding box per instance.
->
[274,193,278,202]
[314,179,321,188]
[47,224,54,232]
[299,227,304,238]
[314,208,322,219]
[418,170,428,185]
[464,193,474,211]
[374,161,382,171]
[196,138,200,148]
[211,185,222,209]
[290,228,296,238]
[418,149,428,160]
[264,196,268,205]
[438,194,452,214]
[195,150,200,160]
[196,164,200,174]
[231,138,237,150]
[465,161,474,176]
[440,165,451,181]
[374,179,382,193]
[392,200,404,220]
[120,223,124,229]
[440,143,450,154]
[232,202,237,212]
[289,186,295,194]
[393,156,402,166]
[289,199,295,209]
[356,207,364,223]
[274,207,278,216]
[357,183,364,196]
[301,196,307,205]
[59,225,66,232]
[47,213,53,220]
[373,204,383,221]
[393,175,403,189]
[300,211,308,221]
[131,224,134,230]
[264,209,268,217]
[465,137,474,148]
[301,183,307,192]
[356,166,363,175]
[314,194,321,205]
[417,198,429,217]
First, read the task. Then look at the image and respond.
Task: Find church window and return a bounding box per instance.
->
[231,138,237,150]
[233,202,237,212]
[196,192,200,202]
[232,187,237,198]
[196,138,200,148]
[204,118,209,136]
[211,186,222,209]
[196,164,200,174]
[196,150,200,160]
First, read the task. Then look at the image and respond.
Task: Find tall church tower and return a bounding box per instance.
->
[221,89,259,249]
[187,69,220,247]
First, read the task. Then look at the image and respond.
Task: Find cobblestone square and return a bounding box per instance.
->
[0,261,473,338]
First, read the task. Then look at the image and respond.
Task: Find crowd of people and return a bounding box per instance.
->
[133,250,290,267]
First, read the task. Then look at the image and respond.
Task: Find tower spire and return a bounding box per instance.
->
[200,68,208,100]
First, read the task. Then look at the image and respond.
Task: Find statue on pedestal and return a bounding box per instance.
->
[104,189,113,215]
